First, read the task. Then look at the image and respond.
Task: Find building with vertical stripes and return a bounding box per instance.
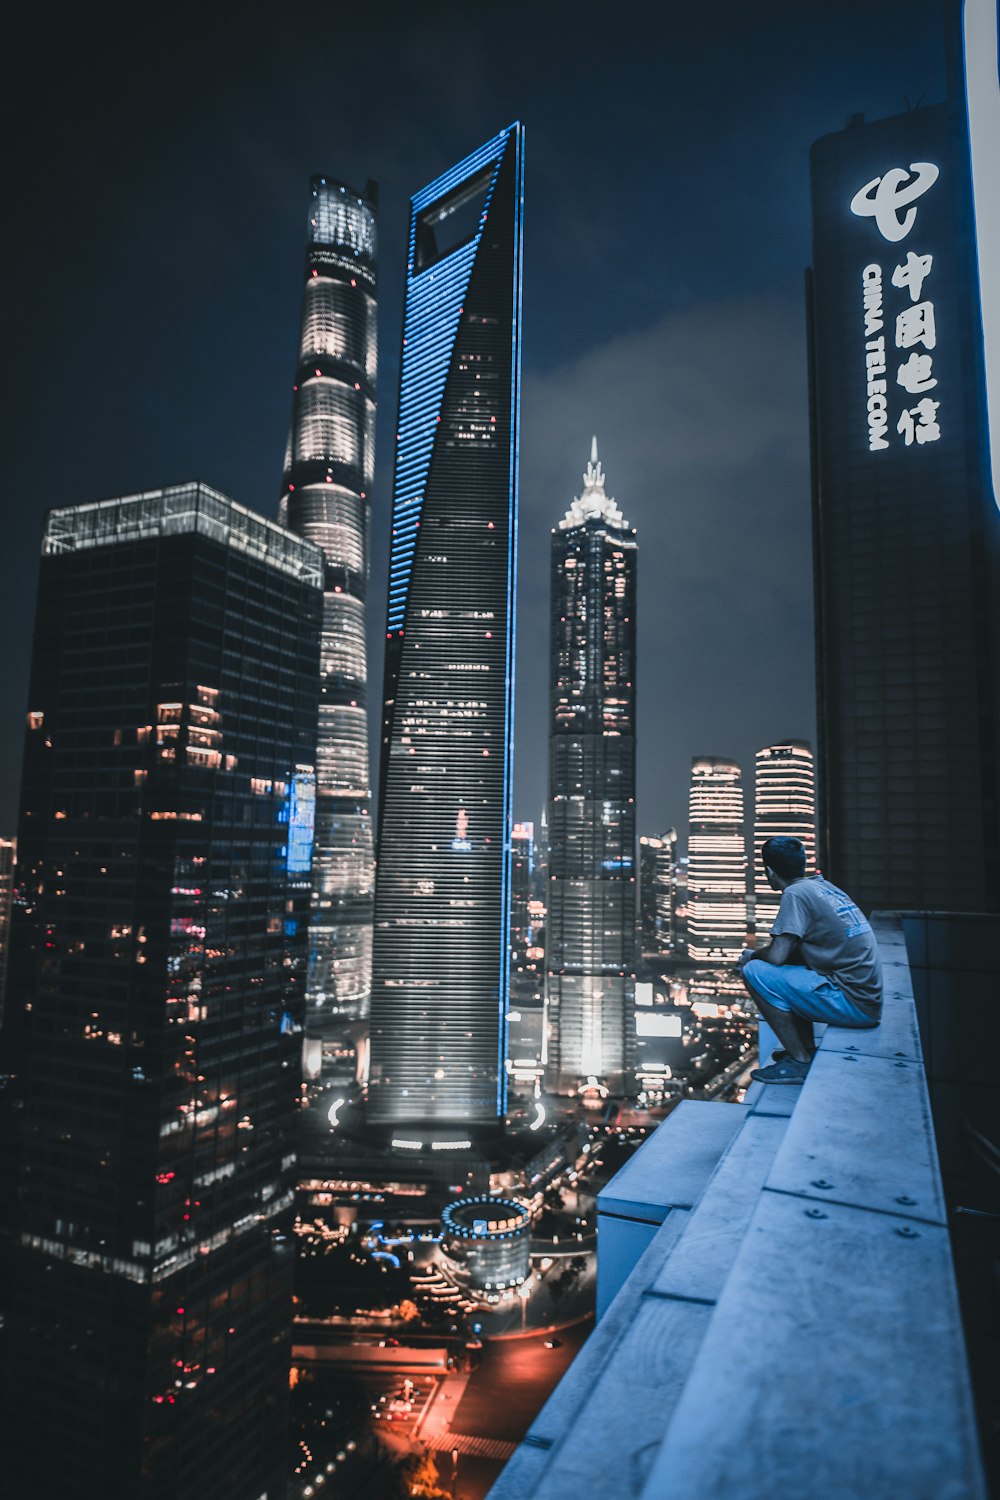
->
[639,828,679,957]
[545,440,636,1098]
[368,124,524,1127]
[687,757,747,963]
[281,176,377,1041]
[752,741,816,943]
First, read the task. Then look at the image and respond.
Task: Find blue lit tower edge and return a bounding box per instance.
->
[280,177,377,1050]
[369,124,524,1128]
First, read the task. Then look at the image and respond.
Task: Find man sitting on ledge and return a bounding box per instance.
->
[738,836,883,1085]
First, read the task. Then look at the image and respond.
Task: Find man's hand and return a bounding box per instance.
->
[745,933,799,968]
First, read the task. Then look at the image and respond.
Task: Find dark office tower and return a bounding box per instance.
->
[639,829,677,957]
[687,758,747,963]
[753,741,816,943]
[281,177,377,1033]
[545,440,637,1098]
[672,848,689,957]
[809,94,1000,911]
[0,837,13,1025]
[509,821,535,992]
[508,822,544,1089]
[368,124,524,1127]
[0,485,322,1500]
[534,803,550,900]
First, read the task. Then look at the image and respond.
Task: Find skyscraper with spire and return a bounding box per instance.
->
[368,124,524,1128]
[281,177,377,1044]
[687,757,747,962]
[545,440,637,1098]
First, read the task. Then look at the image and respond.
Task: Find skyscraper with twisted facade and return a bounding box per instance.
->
[368,125,524,1127]
[281,178,377,1037]
[545,440,636,1098]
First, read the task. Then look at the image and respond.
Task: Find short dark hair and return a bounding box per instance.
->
[761,836,806,880]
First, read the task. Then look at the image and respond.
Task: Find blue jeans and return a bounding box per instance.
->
[742,960,879,1027]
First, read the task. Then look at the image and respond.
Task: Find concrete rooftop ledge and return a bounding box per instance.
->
[489,914,988,1500]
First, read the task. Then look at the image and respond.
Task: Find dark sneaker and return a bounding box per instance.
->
[750,1056,811,1085]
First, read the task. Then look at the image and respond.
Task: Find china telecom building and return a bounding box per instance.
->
[368,124,524,1127]
[809,96,1000,914]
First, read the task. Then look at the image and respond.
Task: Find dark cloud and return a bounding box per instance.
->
[516,289,814,832]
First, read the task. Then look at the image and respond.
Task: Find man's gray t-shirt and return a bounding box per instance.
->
[771,876,882,1017]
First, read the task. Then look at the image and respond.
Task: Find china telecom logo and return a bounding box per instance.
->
[848,158,944,454]
[850,163,940,242]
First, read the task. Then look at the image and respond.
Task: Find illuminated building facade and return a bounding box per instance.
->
[545,440,636,1098]
[0,837,13,1025]
[752,742,816,942]
[281,176,377,1035]
[368,124,524,1126]
[508,821,545,1089]
[809,93,1000,911]
[440,1195,530,1298]
[687,757,747,963]
[671,848,689,957]
[639,829,678,957]
[0,485,322,1498]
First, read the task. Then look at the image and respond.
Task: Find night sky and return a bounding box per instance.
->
[2,0,948,840]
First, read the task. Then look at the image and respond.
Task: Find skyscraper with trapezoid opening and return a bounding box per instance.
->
[368,124,524,1128]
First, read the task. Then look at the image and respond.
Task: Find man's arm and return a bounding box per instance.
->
[738,932,799,970]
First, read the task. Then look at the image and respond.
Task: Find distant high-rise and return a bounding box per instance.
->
[809,101,1000,910]
[639,828,678,957]
[0,837,13,1025]
[671,847,689,957]
[281,176,377,1035]
[687,758,747,963]
[0,485,322,1499]
[368,125,524,1127]
[509,822,540,1004]
[545,440,636,1097]
[753,742,816,942]
[507,821,545,1089]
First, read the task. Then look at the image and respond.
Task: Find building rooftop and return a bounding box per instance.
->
[559,437,630,531]
[43,481,324,586]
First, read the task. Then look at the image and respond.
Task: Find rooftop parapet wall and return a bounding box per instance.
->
[43,482,325,585]
[489,913,988,1500]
